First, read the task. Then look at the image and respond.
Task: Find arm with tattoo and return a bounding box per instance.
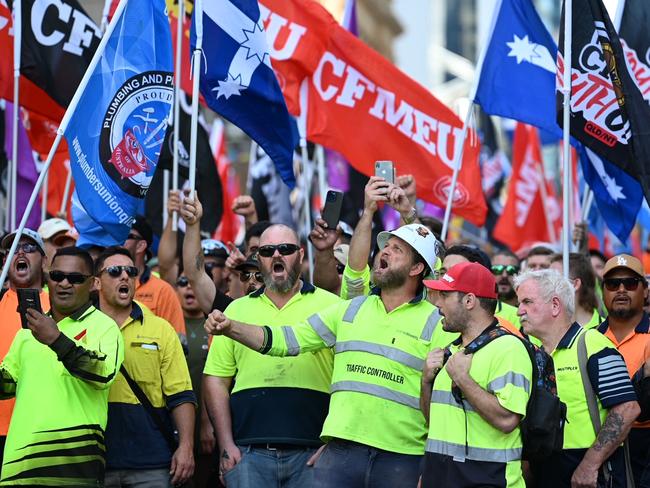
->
[573,401,640,482]
[182,204,216,315]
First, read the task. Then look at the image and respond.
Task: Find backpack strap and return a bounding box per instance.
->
[120,365,178,451]
[577,331,602,432]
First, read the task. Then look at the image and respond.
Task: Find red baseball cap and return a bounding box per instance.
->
[424,262,498,299]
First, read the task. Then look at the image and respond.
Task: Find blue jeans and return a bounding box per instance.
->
[312,439,422,488]
[222,444,316,488]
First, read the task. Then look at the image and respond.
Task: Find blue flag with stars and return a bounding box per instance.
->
[191,0,298,188]
[475,0,560,137]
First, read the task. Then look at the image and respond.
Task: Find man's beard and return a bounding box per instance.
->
[371,265,409,290]
[263,258,301,293]
[609,306,637,319]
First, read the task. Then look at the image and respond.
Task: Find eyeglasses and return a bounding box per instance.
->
[239,271,263,283]
[15,243,41,254]
[205,262,225,274]
[336,263,345,274]
[176,276,190,288]
[100,265,138,278]
[258,243,300,258]
[49,270,91,284]
[603,277,644,291]
[126,233,142,241]
[491,264,519,276]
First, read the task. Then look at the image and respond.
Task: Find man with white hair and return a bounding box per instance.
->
[515,270,640,488]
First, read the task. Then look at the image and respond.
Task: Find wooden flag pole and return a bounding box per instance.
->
[0,0,130,289]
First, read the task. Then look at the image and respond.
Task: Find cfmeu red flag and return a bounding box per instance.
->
[260,0,486,225]
[494,124,560,251]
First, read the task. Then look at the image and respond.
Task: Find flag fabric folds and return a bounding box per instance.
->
[558,0,650,208]
[618,0,650,106]
[475,0,560,137]
[493,124,560,252]
[65,0,173,247]
[192,0,299,188]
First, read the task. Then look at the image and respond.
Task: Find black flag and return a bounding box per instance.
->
[618,0,650,106]
[557,0,650,205]
[10,0,101,108]
[145,95,223,237]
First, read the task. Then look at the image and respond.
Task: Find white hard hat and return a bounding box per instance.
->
[377,224,442,273]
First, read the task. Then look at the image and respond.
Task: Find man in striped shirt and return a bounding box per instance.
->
[516,270,640,488]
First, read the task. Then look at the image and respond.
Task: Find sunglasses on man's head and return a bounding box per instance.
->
[49,270,91,284]
[491,264,519,276]
[239,271,263,283]
[258,243,300,258]
[100,265,138,278]
[603,277,645,291]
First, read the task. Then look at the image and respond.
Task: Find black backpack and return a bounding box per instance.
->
[446,325,567,461]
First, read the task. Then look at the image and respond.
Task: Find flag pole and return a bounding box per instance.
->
[561,0,572,279]
[59,167,73,216]
[187,0,202,198]
[172,0,184,229]
[11,0,22,231]
[613,0,625,31]
[315,144,327,204]
[298,78,314,282]
[162,169,170,228]
[440,0,503,242]
[40,167,49,222]
[0,0,130,289]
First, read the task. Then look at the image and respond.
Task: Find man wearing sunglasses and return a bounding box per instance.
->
[0,246,124,486]
[201,222,340,488]
[95,247,196,488]
[597,254,650,487]
[491,250,521,308]
[124,218,186,342]
[515,269,640,488]
[0,229,50,464]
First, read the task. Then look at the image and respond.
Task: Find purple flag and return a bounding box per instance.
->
[4,103,41,229]
[342,0,358,35]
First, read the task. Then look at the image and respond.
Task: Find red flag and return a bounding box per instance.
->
[210,119,242,244]
[261,0,487,225]
[493,124,560,252]
[0,0,64,121]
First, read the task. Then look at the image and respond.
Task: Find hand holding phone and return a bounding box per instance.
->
[374,161,395,184]
[17,288,43,329]
[321,191,344,230]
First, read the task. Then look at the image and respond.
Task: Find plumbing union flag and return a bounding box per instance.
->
[64,0,173,246]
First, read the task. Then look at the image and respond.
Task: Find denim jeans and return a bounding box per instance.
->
[222,445,316,488]
[312,439,422,488]
[104,468,172,488]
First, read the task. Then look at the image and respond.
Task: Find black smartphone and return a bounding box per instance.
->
[321,190,344,230]
[17,288,42,329]
[374,160,395,184]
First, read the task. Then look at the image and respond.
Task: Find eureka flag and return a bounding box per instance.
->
[193,0,299,187]
[65,0,173,246]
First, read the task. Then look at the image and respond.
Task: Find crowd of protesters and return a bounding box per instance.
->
[0,172,648,488]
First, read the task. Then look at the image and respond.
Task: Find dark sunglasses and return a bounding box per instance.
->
[205,262,225,274]
[258,243,300,258]
[49,270,91,285]
[603,277,645,291]
[126,233,142,241]
[239,271,263,283]
[176,276,190,288]
[15,243,42,254]
[336,263,345,274]
[491,264,519,276]
[100,265,138,278]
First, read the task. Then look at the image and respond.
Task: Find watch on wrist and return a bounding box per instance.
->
[403,207,417,224]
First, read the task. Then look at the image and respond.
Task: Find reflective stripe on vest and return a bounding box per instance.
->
[342,296,368,323]
[335,340,424,371]
[430,390,475,413]
[330,380,420,409]
[281,326,300,356]
[307,314,336,347]
[420,309,441,341]
[487,372,531,394]
[425,439,522,463]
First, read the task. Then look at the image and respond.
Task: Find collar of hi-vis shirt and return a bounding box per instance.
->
[249,281,316,309]
[48,301,94,323]
[597,312,650,346]
[119,302,145,329]
[554,322,583,351]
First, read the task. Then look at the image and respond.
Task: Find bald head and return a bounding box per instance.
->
[260,224,300,247]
